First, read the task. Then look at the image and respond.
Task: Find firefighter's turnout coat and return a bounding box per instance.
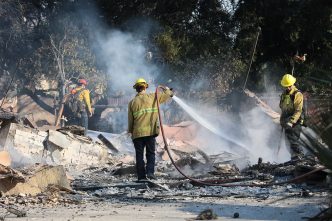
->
[128,88,173,140]
[279,86,304,126]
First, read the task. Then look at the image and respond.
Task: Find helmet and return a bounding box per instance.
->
[280,74,296,87]
[133,78,149,89]
[78,79,87,86]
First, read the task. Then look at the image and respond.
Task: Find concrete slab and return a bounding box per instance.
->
[0,123,108,167]
[0,165,71,196]
[47,130,108,166]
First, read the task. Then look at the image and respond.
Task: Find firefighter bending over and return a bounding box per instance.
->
[279,74,304,160]
[128,78,173,181]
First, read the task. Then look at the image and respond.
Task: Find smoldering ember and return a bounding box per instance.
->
[0,1,331,221]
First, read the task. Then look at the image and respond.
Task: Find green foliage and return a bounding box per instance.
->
[155,27,183,63]
[233,0,332,92]
[0,0,330,104]
[155,27,195,64]
[170,52,246,93]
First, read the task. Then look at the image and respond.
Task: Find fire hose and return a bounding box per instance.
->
[155,85,326,187]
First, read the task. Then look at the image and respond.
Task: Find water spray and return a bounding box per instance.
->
[172,96,249,153]
[156,85,325,186]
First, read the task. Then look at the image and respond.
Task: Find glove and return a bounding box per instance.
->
[170,88,174,97]
[89,109,94,117]
[286,122,293,129]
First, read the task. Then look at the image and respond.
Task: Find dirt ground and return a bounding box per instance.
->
[1,194,327,221]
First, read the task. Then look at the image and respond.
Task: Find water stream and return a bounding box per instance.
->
[172,95,249,151]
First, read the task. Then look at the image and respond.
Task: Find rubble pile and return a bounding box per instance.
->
[69,153,327,203]
[0,112,328,219]
[243,156,325,181]
[0,122,108,167]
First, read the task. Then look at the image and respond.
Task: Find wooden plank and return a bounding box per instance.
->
[55,93,70,126]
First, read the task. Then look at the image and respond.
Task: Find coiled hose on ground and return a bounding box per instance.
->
[155,85,325,187]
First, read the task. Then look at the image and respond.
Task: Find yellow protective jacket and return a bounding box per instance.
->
[128,88,173,139]
[279,86,303,124]
[72,87,92,114]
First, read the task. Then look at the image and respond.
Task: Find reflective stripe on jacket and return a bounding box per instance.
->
[279,86,303,124]
[128,89,173,139]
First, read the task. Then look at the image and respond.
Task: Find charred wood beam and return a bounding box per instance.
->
[97,134,119,154]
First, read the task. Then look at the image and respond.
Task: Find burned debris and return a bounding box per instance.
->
[0,85,329,220]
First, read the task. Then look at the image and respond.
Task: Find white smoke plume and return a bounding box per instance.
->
[81,4,292,165]
[95,30,159,92]
[172,93,290,166]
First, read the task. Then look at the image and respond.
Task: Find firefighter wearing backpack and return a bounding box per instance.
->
[70,79,93,135]
[128,78,173,181]
[279,74,305,160]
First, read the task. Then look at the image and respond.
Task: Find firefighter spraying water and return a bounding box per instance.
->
[128,78,173,182]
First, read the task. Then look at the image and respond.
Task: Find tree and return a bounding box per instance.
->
[233,0,332,91]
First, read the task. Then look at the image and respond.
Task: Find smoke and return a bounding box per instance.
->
[95,30,159,92]
[172,91,290,166]
[238,106,290,163]
[80,8,162,132]
[56,1,161,93]
[62,2,292,165]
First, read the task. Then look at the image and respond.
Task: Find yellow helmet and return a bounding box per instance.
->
[133,78,149,89]
[280,74,296,87]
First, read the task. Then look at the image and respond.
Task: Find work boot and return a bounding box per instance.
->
[147,174,157,180]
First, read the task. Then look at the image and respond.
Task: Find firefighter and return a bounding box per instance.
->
[70,79,93,135]
[128,78,173,181]
[279,74,304,160]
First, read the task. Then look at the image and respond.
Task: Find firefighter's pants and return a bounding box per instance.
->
[133,136,156,180]
[80,111,88,136]
[285,123,303,157]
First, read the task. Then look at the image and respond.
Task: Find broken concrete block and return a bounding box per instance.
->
[0,165,71,196]
[0,123,48,166]
[47,130,108,166]
[0,123,108,167]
